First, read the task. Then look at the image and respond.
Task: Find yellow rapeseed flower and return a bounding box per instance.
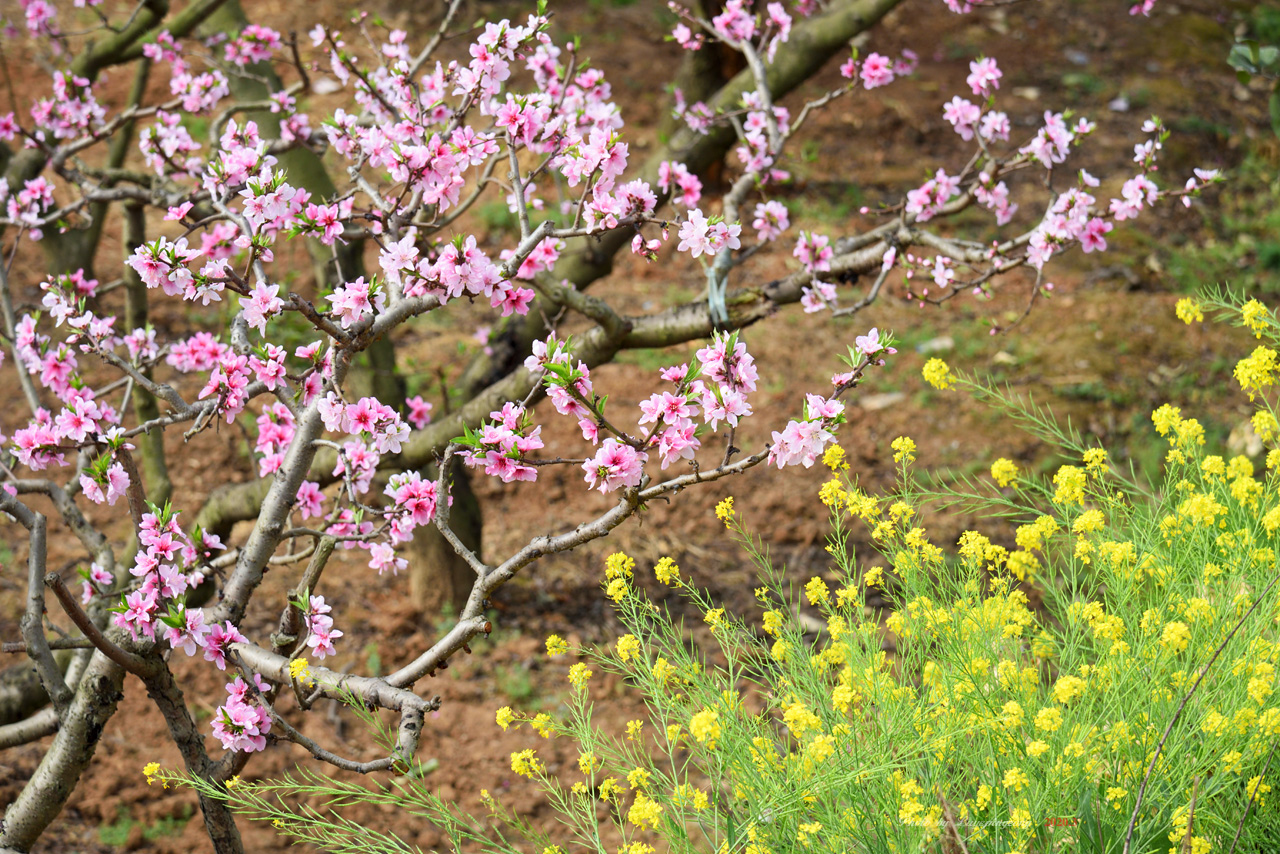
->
[143,762,162,786]
[530,713,555,738]
[1002,768,1030,792]
[1053,465,1087,506]
[991,458,1019,488]
[922,358,956,390]
[628,792,664,829]
[822,444,849,471]
[1083,447,1108,475]
[1161,621,1191,654]
[545,635,568,656]
[605,552,635,579]
[715,496,735,526]
[1175,298,1203,324]
[1073,509,1105,535]
[568,663,593,689]
[1242,298,1271,338]
[495,706,515,730]
[1035,707,1063,732]
[1053,675,1087,705]
[599,777,623,801]
[616,634,641,662]
[1152,403,1183,436]
[288,657,315,686]
[1235,346,1278,400]
[654,556,679,585]
[627,767,651,790]
[606,578,630,602]
[1254,410,1280,442]
[804,577,830,606]
[891,436,917,463]
[818,478,847,508]
[690,708,721,747]
[510,749,542,778]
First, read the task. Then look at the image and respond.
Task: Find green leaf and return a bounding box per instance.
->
[1229,43,1259,74]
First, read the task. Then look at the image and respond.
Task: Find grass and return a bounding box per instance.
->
[495,663,539,705]
[98,805,192,846]
[1142,147,1280,297]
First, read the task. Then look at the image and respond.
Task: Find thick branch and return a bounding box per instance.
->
[1,493,71,716]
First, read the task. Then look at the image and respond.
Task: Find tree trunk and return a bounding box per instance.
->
[407,458,482,615]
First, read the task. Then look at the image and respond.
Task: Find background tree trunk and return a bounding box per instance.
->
[202,0,484,617]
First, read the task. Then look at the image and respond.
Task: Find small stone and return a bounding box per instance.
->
[1228,420,1263,459]
[858,392,906,411]
[916,335,954,354]
[311,77,342,95]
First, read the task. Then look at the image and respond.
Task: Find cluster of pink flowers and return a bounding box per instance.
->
[383,471,440,544]
[197,352,254,424]
[839,50,916,88]
[974,172,1017,225]
[224,24,282,67]
[211,674,273,753]
[7,176,56,239]
[659,161,704,208]
[108,507,226,653]
[793,231,837,313]
[461,402,543,484]
[583,439,647,493]
[677,210,743,259]
[139,111,203,178]
[303,595,342,659]
[904,169,961,223]
[768,393,846,469]
[752,200,790,242]
[1020,111,1081,170]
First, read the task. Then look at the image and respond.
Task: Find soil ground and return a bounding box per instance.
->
[0,0,1276,851]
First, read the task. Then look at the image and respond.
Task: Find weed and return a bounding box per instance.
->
[99,805,192,846]
[1142,148,1280,296]
[495,663,538,704]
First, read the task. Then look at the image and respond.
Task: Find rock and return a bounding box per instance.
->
[992,351,1018,366]
[916,335,954,354]
[311,76,342,95]
[858,392,906,411]
[1228,420,1263,459]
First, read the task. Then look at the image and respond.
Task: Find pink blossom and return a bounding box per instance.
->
[582,439,646,493]
[240,281,283,336]
[860,53,895,89]
[966,57,1002,97]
